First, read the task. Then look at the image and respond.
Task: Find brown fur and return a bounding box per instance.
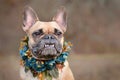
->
[20,6,74,80]
[27,21,64,49]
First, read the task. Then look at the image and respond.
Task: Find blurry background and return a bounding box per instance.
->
[0,0,120,80]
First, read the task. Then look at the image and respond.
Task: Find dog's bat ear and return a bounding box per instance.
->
[53,7,67,32]
[22,6,39,32]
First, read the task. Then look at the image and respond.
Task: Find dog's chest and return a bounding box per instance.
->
[20,66,63,80]
[20,61,68,80]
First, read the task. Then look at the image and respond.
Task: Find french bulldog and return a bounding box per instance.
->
[20,6,74,80]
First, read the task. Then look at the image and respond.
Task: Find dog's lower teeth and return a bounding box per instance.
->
[45,45,49,47]
[45,44,54,48]
[51,45,54,47]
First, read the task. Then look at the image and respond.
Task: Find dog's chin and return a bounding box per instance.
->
[32,47,62,60]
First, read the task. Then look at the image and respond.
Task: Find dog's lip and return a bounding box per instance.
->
[31,49,61,60]
[31,44,62,60]
[32,44,62,54]
[32,53,60,60]
[36,55,59,60]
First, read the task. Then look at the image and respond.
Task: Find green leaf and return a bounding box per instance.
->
[43,71,52,80]
[46,74,52,80]
[24,67,29,73]
[49,68,59,78]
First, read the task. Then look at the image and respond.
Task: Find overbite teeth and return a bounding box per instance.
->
[51,45,54,47]
[45,44,49,47]
[45,44,54,47]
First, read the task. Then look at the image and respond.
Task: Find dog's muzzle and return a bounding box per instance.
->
[31,34,62,60]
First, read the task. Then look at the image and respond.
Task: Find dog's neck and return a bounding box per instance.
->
[19,36,72,80]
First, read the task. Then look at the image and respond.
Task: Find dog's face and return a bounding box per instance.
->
[22,7,67,60]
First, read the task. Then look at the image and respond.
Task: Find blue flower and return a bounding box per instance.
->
[19,36,71,75]
[19,50,25,57]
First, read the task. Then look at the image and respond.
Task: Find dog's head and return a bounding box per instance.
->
[22,6,67,60]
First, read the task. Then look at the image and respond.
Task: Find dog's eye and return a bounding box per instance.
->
[54,29,62,36]
[32,29,44,37]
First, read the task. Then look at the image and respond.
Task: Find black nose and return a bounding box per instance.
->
[43,34,55,40]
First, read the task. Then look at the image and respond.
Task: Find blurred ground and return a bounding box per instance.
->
[69,54,120,80]
[0,54,120,80]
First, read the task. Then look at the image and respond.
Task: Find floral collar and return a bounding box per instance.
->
[19,36,72,80]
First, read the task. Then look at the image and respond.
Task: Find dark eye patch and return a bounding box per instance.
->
[32,29,44,37]
[54,28,62,36]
